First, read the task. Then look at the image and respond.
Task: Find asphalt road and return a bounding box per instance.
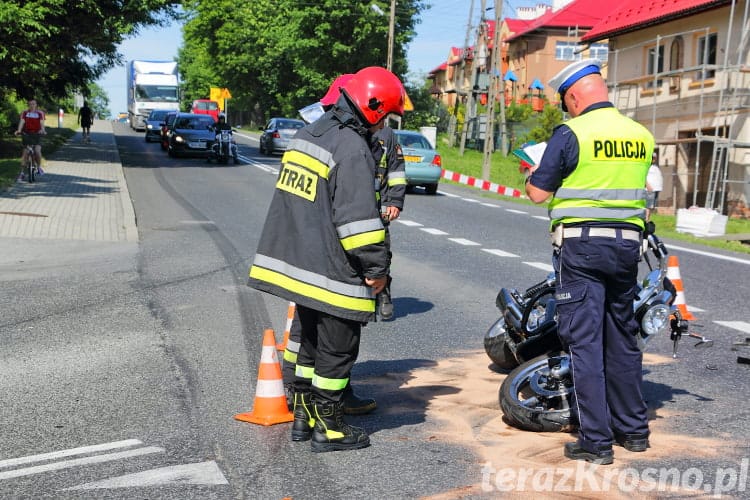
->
[1,122,749,498]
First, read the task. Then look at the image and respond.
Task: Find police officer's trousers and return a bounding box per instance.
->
[553,230,649,452]
[293,304,361,404]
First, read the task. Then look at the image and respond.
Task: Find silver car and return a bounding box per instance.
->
[144,109,171,142]
[259,117,305,155]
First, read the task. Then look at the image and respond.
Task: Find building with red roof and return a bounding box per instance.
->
[577,0,749,216]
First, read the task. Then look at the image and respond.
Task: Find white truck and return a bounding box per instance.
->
[127,60,180,131]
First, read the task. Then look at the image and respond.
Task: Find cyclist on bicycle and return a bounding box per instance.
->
[14,98,46,180]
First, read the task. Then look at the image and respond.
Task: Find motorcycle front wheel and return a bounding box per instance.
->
[499,351,576,432]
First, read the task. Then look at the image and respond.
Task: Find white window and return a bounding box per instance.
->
[555,41,581,61]
[589,43,608,62]
[696,32,717,80]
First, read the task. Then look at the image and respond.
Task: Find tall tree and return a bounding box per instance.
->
[0,1,178,101]
[180,0,426,119]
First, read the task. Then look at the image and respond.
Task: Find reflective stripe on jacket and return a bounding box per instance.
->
[372,126,406,210]
[549,107,654,230]
[248,99,388,323]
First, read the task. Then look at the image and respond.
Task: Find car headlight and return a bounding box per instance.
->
[175,135,184,143]
[147,124,153,129]
[641,303,671,336]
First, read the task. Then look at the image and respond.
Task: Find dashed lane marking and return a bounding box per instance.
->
[448,238,480,246]
[0,447,164,480]
[524,262,554,272]
[421,228,449,235]
[63,461,228,490]
[0,439,142,469]
[461,198,481,203]
[482,249,519,258]
[505,209,528,214]
[714,321,750,334]
[396,219,424,227]
[532,215,549,221]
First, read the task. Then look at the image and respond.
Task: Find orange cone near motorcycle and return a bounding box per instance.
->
[485,223,711,432]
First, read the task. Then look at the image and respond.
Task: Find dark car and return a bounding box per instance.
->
[166,113,217,158]
[393,130,442,194]
[160,111,179,150]
[145,109,172,142]
[258,117,305,155]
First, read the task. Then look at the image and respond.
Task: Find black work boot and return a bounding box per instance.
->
[564,442,614,465]
[342,383,377,415]
[291,392,314,442]
[284,384,294,411]
[311,400,370,452]
[378,286,393,320]
[614,432,650,452]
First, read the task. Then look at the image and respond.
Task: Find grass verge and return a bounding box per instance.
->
[0,116,77,190]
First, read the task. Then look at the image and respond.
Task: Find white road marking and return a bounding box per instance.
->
[524,261,554,272]
[421,228,449,235]
[714,321,750,334]
[532,215,549,221]
[481,203,499,208]
[440,191,461,198]
[482,248,519,258]
[688,305,705,312]
[396,219,424,227]
[505,209,527,214]
[448,238,480,246]
[666,244,750,265]
[63,461,228,490]
[0,439,143,469]
[0,447,164,480]
[461,198,481,203]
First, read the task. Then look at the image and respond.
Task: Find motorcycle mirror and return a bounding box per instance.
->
[688,332,714,348]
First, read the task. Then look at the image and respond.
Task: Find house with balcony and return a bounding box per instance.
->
[580,0,750,216]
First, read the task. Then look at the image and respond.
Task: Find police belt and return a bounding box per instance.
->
[558,227,641,242]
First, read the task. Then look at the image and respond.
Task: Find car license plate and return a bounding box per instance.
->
[404,155,421,162]
[189,141,206,149]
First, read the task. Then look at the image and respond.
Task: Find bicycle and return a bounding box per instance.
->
[21,142,40,183]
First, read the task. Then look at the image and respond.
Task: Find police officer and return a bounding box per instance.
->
[248,66,405,452]
[372,124,406,320]
[525,59,653,465]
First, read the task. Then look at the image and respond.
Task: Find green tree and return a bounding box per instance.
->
[0,1,177,102]
[179,0,427,122]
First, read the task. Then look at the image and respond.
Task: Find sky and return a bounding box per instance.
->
[97,0,546,118]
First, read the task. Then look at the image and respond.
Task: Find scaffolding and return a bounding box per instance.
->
[605,0,750,216]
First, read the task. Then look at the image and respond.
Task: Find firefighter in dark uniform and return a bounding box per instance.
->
[372,125,406,320]
[525,59,654,465]
[281,74,381,417]
[248,66,405,452]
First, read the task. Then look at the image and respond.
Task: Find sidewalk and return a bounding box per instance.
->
[0,120,137,242]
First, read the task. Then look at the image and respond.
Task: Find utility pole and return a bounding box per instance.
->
[386,0,396,71]
[448,0,475,147]
[460,0,487,155]
[482,0,505,180]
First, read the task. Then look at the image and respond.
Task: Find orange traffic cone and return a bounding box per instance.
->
[235,329,294,426]
[277,302,296,351]
[666,255,696,320]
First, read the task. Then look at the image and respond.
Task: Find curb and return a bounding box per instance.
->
[440,168,525,198]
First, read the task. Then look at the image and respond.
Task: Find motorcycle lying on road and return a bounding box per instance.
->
[483,223,712,432]
[207,128,238,164]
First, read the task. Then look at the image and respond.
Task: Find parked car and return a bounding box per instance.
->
[166,113,217,158]
[393,130,442,194]
[144,109,171,142]
[160,111,179,150]
[190,99,220,122]
[258,117,305,155]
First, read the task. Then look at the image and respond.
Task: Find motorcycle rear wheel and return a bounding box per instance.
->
[499,351,576,432]
[483,319,518,370]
